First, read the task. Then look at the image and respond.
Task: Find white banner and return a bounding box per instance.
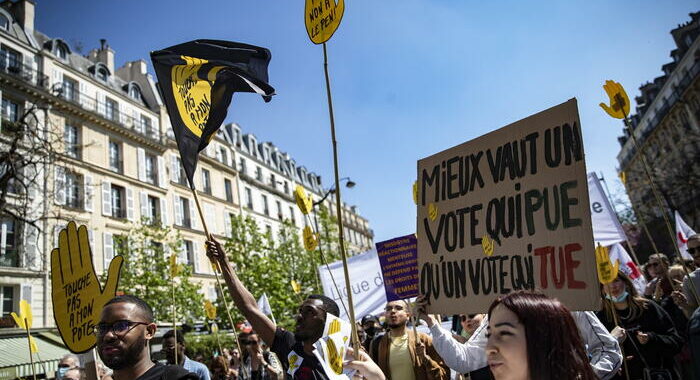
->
[319,249,387,322]
[675,210,696,260]
[588,172,627,247]
[609,243,646,294]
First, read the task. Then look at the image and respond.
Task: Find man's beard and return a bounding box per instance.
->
[387,321,405,329]
[99,336,147,370]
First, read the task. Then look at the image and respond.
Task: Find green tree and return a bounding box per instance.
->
[112,219,204,324]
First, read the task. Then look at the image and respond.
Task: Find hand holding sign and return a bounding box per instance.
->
[51,222,123,353]
[599,80,630,119]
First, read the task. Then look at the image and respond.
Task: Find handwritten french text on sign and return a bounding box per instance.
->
[377,235,419,302]
[417,99,599,314]
[51,222,123,353]
[305,0,345,44]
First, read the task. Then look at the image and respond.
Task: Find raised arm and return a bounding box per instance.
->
[206,237,276,346]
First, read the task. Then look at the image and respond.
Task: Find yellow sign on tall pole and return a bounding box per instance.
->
[304,0,345,44]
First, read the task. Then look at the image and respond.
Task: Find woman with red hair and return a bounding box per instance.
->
[485,290,597,380]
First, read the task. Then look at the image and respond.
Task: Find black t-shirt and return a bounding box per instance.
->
[270,327,329,380]
[135,363,199,380]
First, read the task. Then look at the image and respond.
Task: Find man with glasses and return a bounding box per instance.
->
[205,237,339,379]
[96,295,198,380]
[162,330,210,380]
[370,300,448,380]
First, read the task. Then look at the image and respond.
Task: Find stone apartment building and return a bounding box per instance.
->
[617,11,700,232]
[0,0,374,330]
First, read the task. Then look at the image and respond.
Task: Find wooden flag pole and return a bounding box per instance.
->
[621,116,700,306]
[24,318,36,380]
[321,41,361,358]
[620,177,660,253]
[213,269,248,379]
[171,275,178,366]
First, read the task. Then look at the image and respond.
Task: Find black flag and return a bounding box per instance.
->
[150,40,275,188]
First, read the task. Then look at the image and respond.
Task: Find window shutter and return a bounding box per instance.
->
[204,203,216,234]
[171,154,180,183]
[189,198,198,230]
[97,92,106,115]
[20,284,32,304]
[174,196,183,226]
[178,241,187,264]
[52,69,63,89]
[157,156,166,188]
[224,211,232,237]
[215,144,222,162]
[137,148,146,182]
[101,181,112,216]
[160,197,169,226]
[133,110,141,133]
[84,175,93,212]
[140,191,149,221]
[126,188,134,221]
[54,166,66,205]
[0,222,6,256]
[193,242,200,273]
[23,223,38,269]
[88,230,94,255]
[103,232,113,270]
[79,82,88,108]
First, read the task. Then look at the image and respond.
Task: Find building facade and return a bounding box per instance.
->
[617,12,700,232]
[0,0,374,329]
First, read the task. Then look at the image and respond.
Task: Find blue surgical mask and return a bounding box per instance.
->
[606,291,629,303]
[56,367,69,379]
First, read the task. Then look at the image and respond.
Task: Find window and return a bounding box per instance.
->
[224,179,233,203]
[65,171,81,209]
[284,181,289,194]
[145,153,156,184]
[276,201,282,220]
[0,217,17,267]
[62,76,78,102]
[265,225,272,236]
[256,166,263,181]
[183,240,194,266]
[1,286,14,317]
[289,206,296,225]
[105,98,118,122]
[109,140,122,173]
[96,67,108,82]
[64,124,79,158]
[56,45,68,60]
[140,115,152,136]
[1,97,19,122]
[129,85,141,100]
[0,46,20,71]
[202,169,211,194]
[180,197,191,228]
[0,14,8,30]
[239,157,247,175]
[148,195,159,223]
[262,195,269,216]
[245,187,253,209]
[111,185,125,218]
[219,147,228,165]
[270,174,276,189]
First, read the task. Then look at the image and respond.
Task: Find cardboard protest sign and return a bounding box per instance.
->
[376,234,419,301]
[305,0,345,44]
[51,222,123,353]
[417,99,599,314]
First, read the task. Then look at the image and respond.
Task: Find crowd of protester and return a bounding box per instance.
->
[54,234,700,380]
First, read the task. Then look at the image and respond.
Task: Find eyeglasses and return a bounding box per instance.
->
[384,305,405,312]
[647,262,660,267]
[688,247,699,255]
[94,320,149,337]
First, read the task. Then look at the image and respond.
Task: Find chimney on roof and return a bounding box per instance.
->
[14,0,35,35]
[96,38,115,73]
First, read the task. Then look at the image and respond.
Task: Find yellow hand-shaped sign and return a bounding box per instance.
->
[599,80,630,119]
[595,244,619,285]
[51,222,123,353]
[305,0,345,44]
[170,254,181,277]
[326,339,344,375]
[294,185,313,215]
[412,181,418,205]
[303,226,319,251]
[428,203,438,221]
[291,280,301,295]
[11,299,32,329]
[481,235,495,257]
[618,171,626,185]
[204,300,217,320]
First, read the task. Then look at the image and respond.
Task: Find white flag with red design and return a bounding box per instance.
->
[609,243,646,294]
[675,210,696,260]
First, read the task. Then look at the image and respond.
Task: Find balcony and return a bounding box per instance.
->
[0,62,50,90]
[52,83,161,144]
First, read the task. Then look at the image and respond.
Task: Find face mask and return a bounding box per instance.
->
[56,367,69,379]
[606,291,629,303]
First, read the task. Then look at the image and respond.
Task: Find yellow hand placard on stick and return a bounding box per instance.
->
[305,0,345,44]
[291,280,302,295]
[599,80,630,119]
[303,226,319,251]
[294,185,314,215]
[51,222,123,353]
[595,244,619,285]
[204,300,217,320]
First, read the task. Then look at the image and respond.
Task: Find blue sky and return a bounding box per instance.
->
[37,1,698,243]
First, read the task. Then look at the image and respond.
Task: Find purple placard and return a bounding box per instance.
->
[376,234,419,301]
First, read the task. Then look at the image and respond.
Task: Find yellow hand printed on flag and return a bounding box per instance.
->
[600,80,630,119]
[326,339,344,375]
[595,244,619,285]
